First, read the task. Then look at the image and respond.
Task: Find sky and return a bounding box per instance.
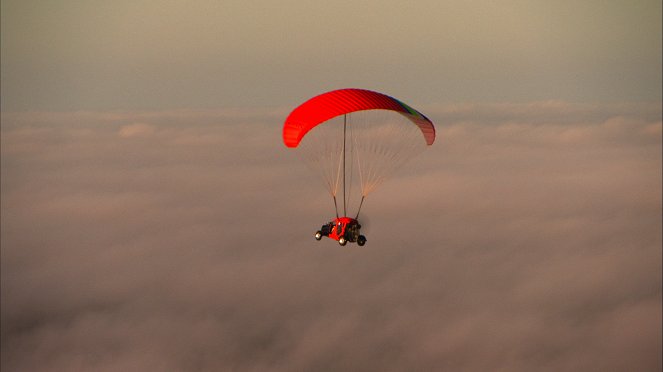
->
[1,0,662,110]
[1,1,662,371]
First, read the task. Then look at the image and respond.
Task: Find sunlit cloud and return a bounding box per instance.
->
[118,123,157,138]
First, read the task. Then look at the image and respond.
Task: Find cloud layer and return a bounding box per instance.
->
[1,103,661,371]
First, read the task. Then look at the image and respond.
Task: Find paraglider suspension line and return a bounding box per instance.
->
[355,195,365,220]
[342,114,347,217]
[333,195,339,218]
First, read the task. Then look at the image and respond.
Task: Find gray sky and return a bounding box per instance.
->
[2,0,661,110]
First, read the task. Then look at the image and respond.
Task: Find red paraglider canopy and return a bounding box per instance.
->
[283,88,435,148]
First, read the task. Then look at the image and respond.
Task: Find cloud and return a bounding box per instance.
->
[1,102,661,371]
[118,123,157,138]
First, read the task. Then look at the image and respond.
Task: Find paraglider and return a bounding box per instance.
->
[283,88,435,246]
